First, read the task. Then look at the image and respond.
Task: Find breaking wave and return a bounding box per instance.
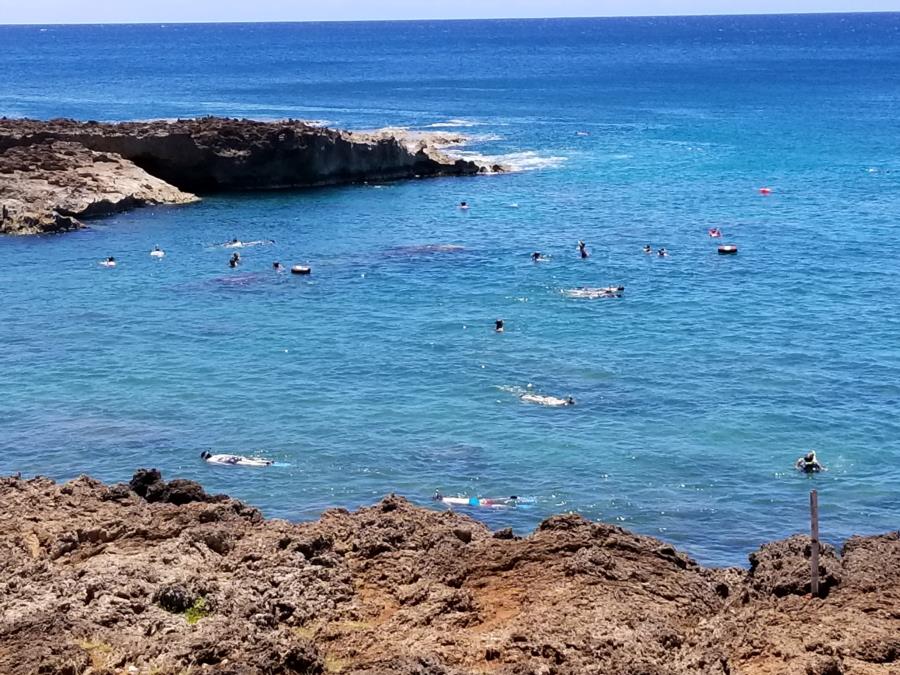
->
[449,149,567,172]
[424,119,480,128]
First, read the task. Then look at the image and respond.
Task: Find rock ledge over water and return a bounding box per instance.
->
[0,117,485,235]
[2,471,898,674]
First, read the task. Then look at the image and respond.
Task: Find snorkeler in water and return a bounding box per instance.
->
[795,451,824,474]
[578,240,589,259]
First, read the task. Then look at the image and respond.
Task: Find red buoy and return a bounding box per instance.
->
[759,187,772,195]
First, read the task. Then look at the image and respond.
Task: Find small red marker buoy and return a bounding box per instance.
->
[759,187,772,195]
[718,245,738,255]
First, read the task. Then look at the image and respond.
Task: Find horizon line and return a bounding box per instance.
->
[2,9,898,27]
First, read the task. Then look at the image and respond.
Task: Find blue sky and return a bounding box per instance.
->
[5,0,900,24]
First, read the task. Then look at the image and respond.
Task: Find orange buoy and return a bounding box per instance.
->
[759,187,772,195]
[718,245,738,255]
[291,265,311,275]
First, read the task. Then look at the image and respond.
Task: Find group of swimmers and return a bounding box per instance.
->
[642,244,669,257]
[98,238,316,276]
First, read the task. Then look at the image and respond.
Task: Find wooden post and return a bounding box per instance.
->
[810,490,820,598]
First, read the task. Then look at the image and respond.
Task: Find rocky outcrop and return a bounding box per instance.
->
[0,117,486,234]
[2,471,898,675]
[0,140,198,235]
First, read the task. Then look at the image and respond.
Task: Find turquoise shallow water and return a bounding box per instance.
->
[2,15,900,565]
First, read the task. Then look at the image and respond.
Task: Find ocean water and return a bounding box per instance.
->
[2,14,900,566]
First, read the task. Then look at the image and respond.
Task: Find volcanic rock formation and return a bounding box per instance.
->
[0,117,485,235]
[1,471,899,674]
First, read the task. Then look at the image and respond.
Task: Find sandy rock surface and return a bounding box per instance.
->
[1,471,898,674]
[0,140,197,234]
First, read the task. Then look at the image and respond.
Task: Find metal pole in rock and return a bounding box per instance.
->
[810,490,820,598]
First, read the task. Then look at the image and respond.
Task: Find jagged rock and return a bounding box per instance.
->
[1,472,899,675]
[747,534,841,597]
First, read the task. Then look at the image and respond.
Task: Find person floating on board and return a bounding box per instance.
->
[432,491,521,508]
[201,450,273,467]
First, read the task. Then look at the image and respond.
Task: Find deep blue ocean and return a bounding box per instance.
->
[1,14,899,565]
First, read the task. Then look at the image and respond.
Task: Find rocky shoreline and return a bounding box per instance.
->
[2,471,898,674]
[0,117,487,235]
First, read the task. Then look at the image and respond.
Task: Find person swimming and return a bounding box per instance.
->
[578,240,589,259]
[495,319,504,333]
[643,244,653,254]
[223,238,274,248]
[520,393,575,407]
[200,450,273,467]
[795,451,824,474]
[100,256,116,267]
[150,245,165,258]
[531,251,547,262]
[459,201,469,210]
[565,286,623,299]
[708,228,723,238]
[273,261,285,272]
[432,491,521,508]
[657,248,669,257]
[229,252,241,268]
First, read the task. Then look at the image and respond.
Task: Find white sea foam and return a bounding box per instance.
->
[425,118,480,128]
[450,150,567,172]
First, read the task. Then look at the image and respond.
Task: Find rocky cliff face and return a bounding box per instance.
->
[2,471,898,675]
[0,117,485,235]
[0,140,198,235]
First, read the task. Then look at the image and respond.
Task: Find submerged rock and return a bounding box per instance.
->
[0,471,898,674]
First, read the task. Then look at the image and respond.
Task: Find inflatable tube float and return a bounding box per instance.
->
[150,249,165,258]
[99,258,116,267]
[717,245,739,255]
[291,265,311,275]
[201,451,272,467]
